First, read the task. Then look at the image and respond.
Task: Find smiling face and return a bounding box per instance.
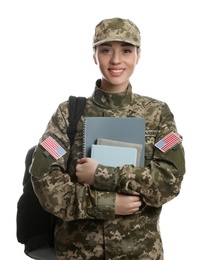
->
[93,41,140,93]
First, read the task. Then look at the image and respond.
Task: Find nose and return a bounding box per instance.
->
[110,50,121,64]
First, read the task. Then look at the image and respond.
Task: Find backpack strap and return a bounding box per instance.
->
[67,96,86,147]
[66,96,86,168]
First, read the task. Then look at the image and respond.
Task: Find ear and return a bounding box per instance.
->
[93,54,97,64]
[136,49,141,64]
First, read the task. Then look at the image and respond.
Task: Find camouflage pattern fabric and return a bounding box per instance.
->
[30,79,185,260]
[93,17,141,47]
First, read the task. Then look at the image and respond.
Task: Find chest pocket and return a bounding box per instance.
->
[144,130,157,166]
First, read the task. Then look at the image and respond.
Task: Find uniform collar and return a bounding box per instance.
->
[92,79,133,109]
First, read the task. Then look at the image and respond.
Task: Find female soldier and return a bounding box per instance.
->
[30,17,185,259]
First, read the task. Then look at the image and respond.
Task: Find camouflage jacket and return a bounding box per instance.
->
[30,80,185,260]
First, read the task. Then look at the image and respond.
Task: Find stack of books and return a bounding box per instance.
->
[83,117,145,167]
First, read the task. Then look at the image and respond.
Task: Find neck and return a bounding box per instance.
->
[100,78,129,93]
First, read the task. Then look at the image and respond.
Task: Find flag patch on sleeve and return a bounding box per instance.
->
[40,136,66,159]
[155,131,182,153]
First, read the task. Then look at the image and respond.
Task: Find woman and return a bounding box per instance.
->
[30,17,185,259]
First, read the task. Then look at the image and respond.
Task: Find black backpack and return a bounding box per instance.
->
[16,96,86,259]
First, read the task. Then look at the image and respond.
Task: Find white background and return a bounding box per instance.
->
[0,0,205,259]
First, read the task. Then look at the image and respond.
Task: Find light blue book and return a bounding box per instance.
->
[91,144,137,167]
[96,138,142,167]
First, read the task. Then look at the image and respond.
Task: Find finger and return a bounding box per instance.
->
[76,163,81,171]
[128,207,140,215]
[77,157,87,164]
[131,201,142,211]
[129,196,141,203]
[135,201,142,207]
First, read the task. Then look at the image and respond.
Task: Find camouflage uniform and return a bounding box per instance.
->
[30,80,185,260]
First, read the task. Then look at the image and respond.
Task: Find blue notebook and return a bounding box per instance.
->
[83,117,145,166]
[91,144,137,167]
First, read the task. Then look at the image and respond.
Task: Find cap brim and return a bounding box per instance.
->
[93,38,139,47]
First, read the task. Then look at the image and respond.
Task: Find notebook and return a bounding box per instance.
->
[83,117,145,166]
[91,144,137,167]
[96,138,142,167]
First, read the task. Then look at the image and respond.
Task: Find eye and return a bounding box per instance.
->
[100,48,111,54]
[123,48,132,54]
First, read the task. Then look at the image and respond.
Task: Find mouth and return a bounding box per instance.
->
[109,69,124,76]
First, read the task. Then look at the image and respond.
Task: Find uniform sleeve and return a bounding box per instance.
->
[30,102,115,221]
[93,103,186,208]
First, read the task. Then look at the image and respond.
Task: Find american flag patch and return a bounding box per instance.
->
[155,131,182,153]
[40,136,66,159]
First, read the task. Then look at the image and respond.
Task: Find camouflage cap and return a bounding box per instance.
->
[93,17,141,47]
